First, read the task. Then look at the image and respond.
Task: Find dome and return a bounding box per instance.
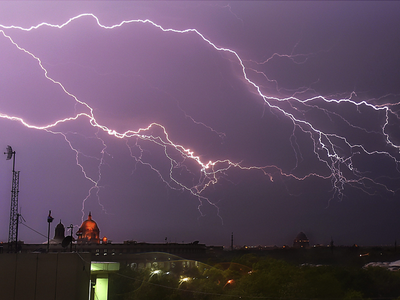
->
[295,232,308,241]
[293,232,309,248]
[76,212,100,244]
[54,221,65,241]
[44,220,65,245]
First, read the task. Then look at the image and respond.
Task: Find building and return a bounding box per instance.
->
[11,213,219,260]
[76,212,100,244]
[47,220,65,244]
[0,252,92,300]
[0,213,223,300]
[7,212,223,263]
[293,232,310,248]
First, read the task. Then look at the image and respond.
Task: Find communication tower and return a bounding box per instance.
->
[4,145,20,252]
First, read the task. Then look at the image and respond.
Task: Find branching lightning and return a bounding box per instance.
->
[1,13,400,224]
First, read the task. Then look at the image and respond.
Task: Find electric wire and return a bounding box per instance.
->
[20,222,47,238]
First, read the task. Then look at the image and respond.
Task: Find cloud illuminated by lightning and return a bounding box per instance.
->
[1,13,399,224]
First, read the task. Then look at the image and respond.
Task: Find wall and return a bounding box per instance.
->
[0,253,91,300]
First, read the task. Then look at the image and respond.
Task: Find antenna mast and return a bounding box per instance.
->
[4,145,20,252]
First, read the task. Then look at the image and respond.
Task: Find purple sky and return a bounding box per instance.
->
[1,1,400,247]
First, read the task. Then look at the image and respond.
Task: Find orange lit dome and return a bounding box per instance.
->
[76,212,100,244]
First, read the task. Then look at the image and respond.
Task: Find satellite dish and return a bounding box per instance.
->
[4,145,13,160]
[62,236,73,248]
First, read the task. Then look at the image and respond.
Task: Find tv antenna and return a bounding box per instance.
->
[62,224,74,252]
[4,145,20,253]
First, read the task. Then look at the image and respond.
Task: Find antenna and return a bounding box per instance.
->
[4,145,20,253]
[63,224,74,252]
[15,209,25,253]
[5,145,13,160]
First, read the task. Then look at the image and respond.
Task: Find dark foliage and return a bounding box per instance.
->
[109,255,400,299]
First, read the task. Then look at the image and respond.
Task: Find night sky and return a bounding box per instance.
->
[1,1,400,247]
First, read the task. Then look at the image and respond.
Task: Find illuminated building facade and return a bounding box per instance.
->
[76,212,100,244]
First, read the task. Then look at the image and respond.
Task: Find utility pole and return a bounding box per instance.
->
[47,210,54,252]
[4,145,20,253]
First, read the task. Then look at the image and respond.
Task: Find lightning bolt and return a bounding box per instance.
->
[1,13,399,226]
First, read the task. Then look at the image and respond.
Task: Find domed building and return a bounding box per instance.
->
[76,212,100,244]
[46,220,66,245]
[53,221,65,243]
[293,232,310,248]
